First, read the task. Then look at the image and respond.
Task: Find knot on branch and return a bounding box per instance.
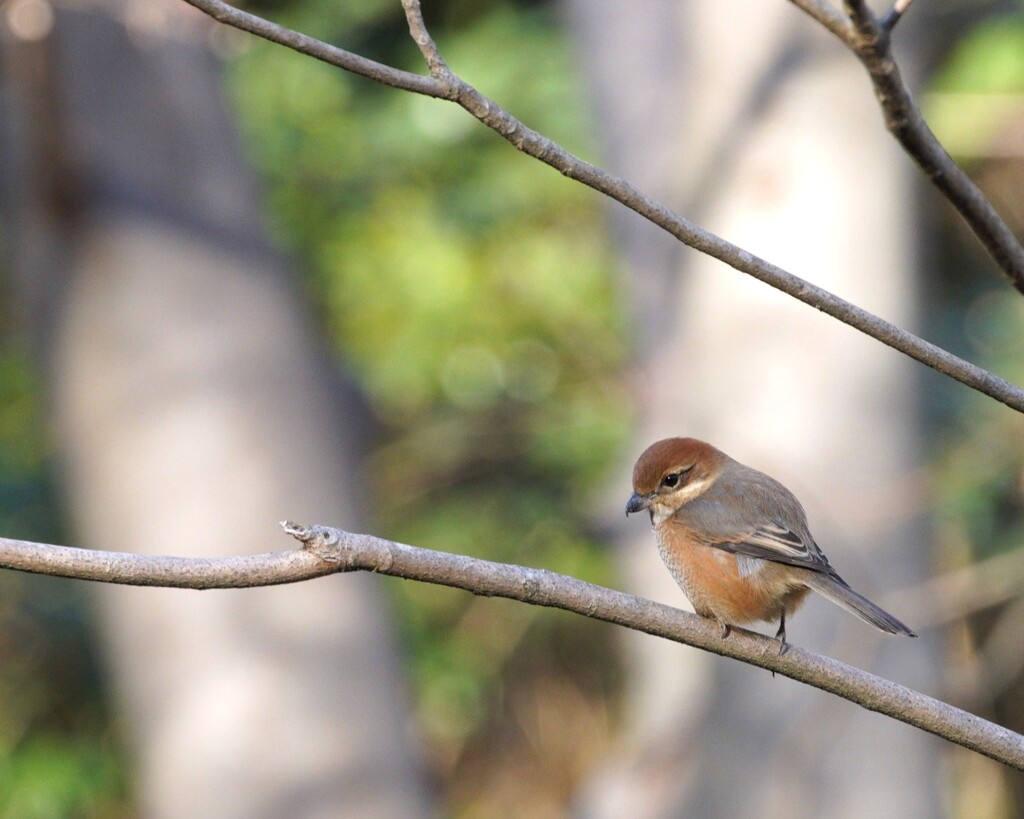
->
[520,570,547,603]
[281,521,396,572]
[282,520,346,563]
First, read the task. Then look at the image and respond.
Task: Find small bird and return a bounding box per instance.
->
[626,437,916,648]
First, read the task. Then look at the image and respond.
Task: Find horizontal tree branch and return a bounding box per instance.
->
[1,524,1022,771]
[180,0,1024,414]
[791,0,1024,294]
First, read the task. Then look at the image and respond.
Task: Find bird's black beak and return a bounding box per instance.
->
[625,492,652,516]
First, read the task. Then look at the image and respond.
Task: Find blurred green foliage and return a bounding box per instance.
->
[931,17,1024,94]
[0,347,54,540]
[228,0,628,809]
[926,18,1024,161]
[926,13,1024,564]
[0,345,128,816]
[934,290,1024,561]
[931,281,1024,814]
[925,12,1024,812]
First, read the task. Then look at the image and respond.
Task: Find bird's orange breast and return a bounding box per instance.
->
[654,524,811,627]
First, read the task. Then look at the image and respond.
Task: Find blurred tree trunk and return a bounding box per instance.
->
[565,1,943,816]
[0,1,429,816]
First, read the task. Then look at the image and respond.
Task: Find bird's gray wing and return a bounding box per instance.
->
[681,481,836,575]
[710,521,835,574]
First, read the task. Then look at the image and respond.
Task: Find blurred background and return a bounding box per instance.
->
[0,0,1022,816]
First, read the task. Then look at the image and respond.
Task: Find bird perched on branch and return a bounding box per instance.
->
[626,437,916,649]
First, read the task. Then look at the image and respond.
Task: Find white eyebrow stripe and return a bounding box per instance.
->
[672,476,708,505]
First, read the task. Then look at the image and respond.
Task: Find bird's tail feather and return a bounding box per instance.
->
[805,573,917,637]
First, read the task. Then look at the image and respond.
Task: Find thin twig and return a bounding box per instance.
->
[787,0,856,38]
[789,0,1024,294]
[842,0,880,32]
[180,0,1024,413]
[1,525,1022,770]
[400,0,451,80]
[181,0,447,97]
[880,0,915,33]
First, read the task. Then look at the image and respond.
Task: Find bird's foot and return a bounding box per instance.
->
[774,613,789,656]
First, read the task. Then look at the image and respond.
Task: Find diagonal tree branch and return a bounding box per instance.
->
[179,0,1024,413]
[784,0,856,38]
[0,524,1022,770]
[790,0,1024,294]
[181,0,447,97]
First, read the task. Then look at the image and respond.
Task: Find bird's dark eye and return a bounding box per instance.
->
[661,466,692,489]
